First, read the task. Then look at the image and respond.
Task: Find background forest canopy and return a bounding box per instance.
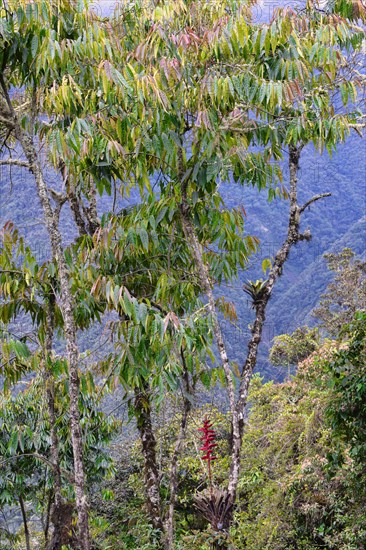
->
[0,0,365,549]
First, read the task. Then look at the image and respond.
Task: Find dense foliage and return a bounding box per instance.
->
[88,312,366,549]
[0,0,365,548]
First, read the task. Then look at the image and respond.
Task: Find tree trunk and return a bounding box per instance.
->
[19,495,31,550]
[179,145,329,542]
[134,385,164,534]
[21,133,91,549]
[179,204,241,460]
[43,297,69,550]
[165,351,191,550]
[82,179,99,235]
[44,491,52,546]
[228,145,315,504]
[178,160,240,543]
[60,161,99,237]
[179,202,241,516]
[0,85,92,548]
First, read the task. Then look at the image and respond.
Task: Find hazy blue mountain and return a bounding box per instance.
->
[219,136,366,377]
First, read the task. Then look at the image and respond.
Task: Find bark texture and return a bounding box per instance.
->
[228,145,330,503]
[0,86,91,549]
[60,161,99,237]
[134,386,164,533]
[43,298,70,550]
[165,351,191,550]
[21,134,91,550]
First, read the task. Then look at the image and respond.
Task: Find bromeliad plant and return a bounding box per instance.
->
[0,1,365,548]
[196,417,233,541]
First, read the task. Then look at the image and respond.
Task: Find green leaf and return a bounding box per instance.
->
[8,431,18,454]
[138,227,149,251]
[262,258,272,274]
[31,34,39,57]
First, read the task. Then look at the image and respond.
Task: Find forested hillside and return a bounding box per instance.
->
[0,0,365,549]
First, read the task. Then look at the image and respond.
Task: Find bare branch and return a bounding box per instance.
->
[300,192,331,213]
[0,158,30,168]
[48,188,67,205]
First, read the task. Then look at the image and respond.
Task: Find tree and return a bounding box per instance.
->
[56,0,366,544]
[114,2,365,540]
[270,326,320,378]
[326,311,366,463]
[0,0,137,543]
[0,2,110,545]
[314,248,366,337]
[0,373,118,549]
[1,0,365,547]
[228,351,366,549]
[0,219,107,547]
[74,198,240,543]
[89,345,366,549]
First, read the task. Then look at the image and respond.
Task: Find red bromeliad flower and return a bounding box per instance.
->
[199,417,218,461]
[198,416,217,495]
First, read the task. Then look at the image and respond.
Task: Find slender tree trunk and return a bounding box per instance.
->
[179,199,241,471]
[82,180,99,235]
[134,385,164,534]
[235,146,304,427]
[0,83,91,549]
[228,145,320,503]
[178,156,239,543]
[227,146,303,504]
[179,145,330,544]
[20,134,91,549]
[165,352,191,550]
[43,297,67,550]
[19,495,31,550]
[44,491,52,546]
[179,204,239,549]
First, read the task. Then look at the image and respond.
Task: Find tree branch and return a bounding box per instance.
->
[227,144,318,507]
[0,73,16,118]
[299,192,331,214]
[0,158,30,168]
[0,113,14,129]
[0,453,74,483]
[48,188,68,225]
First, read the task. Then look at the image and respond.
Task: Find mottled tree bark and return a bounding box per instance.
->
[68,186,88,236]
[165,351,191,550]
[82,181,99,235]
[0,84,91,549]
[60,161,99,237]
[134,385,164,533]
[43,298,67,550]
[178,152,242,486]
[44,491,52,545]
[228,145,330,505]
[21,135,91,550]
